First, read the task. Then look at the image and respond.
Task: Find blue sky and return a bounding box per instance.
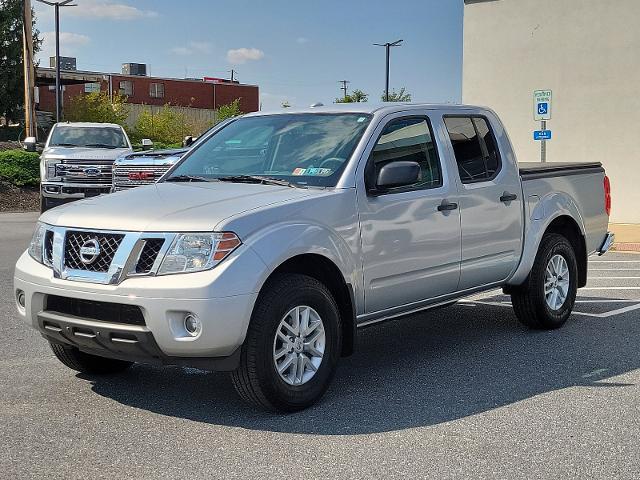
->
[33,0,463,110]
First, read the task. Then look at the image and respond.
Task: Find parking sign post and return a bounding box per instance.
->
[534,90,552,163]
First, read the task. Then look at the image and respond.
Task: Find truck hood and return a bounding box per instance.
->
[39,182,319,232]
[43,146,132,161]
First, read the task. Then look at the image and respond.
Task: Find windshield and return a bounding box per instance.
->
[49,126,128,148]
[166,113,372,187]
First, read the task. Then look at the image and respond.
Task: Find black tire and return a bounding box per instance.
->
[40,195,50,213]
[511,233,578,329]
[231,274,342,412]
[49,341,133,374]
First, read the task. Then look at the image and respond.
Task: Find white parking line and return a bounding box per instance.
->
[590,260,640,263]
[590,269,640,271]
[587,276,640,279]
[581,287,640,290]
[461,299,640,318]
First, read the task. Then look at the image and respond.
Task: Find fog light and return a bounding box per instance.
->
[184,314,201,336]
[16,290,25,308]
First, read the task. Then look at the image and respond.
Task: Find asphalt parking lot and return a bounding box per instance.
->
[1,212,639,479]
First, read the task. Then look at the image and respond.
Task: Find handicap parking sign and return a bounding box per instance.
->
[533,90,552,120]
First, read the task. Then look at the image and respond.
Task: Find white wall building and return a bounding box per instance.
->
[463,0,640,226]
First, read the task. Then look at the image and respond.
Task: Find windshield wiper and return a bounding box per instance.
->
[85,143,118,149]
[216,175,301,188]
[165,175,210,182]
[51,143,78,147]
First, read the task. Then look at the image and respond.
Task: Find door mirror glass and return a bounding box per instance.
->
[376,161,421,191]
[23,137,37,152]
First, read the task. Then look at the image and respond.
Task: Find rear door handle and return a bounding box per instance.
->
[437,201,458,212]
[500,192,518,203]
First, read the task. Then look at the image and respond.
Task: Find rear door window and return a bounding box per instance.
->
[444,116,501,183]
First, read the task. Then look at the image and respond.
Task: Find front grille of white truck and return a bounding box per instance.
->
[135,239,165,274]
[64,231,125,272]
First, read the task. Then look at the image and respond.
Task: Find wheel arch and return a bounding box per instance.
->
[258,253,356,357]
[543,215,587,287]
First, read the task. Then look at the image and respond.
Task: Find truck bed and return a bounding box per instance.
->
[519,162,603,180]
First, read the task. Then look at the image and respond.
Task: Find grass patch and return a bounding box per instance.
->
[0,149,40,187]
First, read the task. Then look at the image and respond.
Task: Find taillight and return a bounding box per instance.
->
[604,175,611,216]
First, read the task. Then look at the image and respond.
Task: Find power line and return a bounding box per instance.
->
[338,80,350,100]
[374,39,403,102]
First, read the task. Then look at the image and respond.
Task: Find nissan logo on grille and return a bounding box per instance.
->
[79,238,101,264]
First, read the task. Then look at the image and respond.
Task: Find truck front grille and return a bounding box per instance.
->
[45,295,145,326]
[136,239,165,273]
[113,164,172,188]
[64,231,125,272]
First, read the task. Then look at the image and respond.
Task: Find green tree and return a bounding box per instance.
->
[0,0,42,124]
[382,87,412,102]
[335,89,368,103]
[64,91,129,126]
[132,104,194,145]
[217,98,242,122]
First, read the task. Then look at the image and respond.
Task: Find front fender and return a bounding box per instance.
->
[244,221,361,308]
[508,191,585,286]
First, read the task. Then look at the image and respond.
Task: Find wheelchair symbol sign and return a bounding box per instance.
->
[534,90,552,120]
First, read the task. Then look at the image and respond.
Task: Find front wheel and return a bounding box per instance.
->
[511,233,578,329]
[231,274,342,412]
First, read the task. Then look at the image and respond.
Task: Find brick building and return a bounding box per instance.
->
[36,65,259,115]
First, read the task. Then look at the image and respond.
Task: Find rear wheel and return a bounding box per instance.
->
[49,342,133,374]
[511,233,578,329]
[231,274,342,412]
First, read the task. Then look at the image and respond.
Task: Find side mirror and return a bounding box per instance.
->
[182,135,194,148]
[141,138,153,151]
[23,137,37,152]
[374,161,421,192]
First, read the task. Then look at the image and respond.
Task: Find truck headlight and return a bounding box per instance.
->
[45,158,61,179]
[28,222,47,264]
[157,232,241,275]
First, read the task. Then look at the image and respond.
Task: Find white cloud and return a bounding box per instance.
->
[227,48,265,65]
[66,0,158,21]
[169,41,213,56]
[40,31,90,60]
[296,37,309,44]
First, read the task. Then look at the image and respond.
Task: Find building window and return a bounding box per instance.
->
[119,80,133,96]
[444,116,501,184]
[84,82,100,93]
[149,83,164,98]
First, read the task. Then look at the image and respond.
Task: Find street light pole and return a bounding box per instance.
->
[36,0,76,122]
[374,39,403,102]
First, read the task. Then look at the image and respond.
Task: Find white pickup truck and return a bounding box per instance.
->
[14,104,613,412]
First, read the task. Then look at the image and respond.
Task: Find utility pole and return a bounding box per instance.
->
[338,80,350,101]
[230,69,236,82]
[374,39,403,101]
[22,0,36,139]
[36,1,76,122]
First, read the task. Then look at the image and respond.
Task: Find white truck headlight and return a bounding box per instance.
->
[44,158,61,179]
[157,232,241,275]
[28,222,47,264]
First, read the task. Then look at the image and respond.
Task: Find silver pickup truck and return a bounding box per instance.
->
[14,104,613,412]
[39,122,133,212]
[111,147,187,192]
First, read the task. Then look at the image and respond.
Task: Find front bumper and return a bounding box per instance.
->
[14,250,262,365]
[42,182,111,199]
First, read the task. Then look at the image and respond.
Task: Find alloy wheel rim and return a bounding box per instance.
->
[273,306,326,386]
[544,254,570,311]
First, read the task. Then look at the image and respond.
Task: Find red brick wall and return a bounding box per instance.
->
[37,76,259,115]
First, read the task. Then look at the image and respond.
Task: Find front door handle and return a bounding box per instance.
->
[500,192,518,203]
[437,201,458,212]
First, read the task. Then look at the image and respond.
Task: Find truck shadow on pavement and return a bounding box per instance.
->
[83,301,638,435]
